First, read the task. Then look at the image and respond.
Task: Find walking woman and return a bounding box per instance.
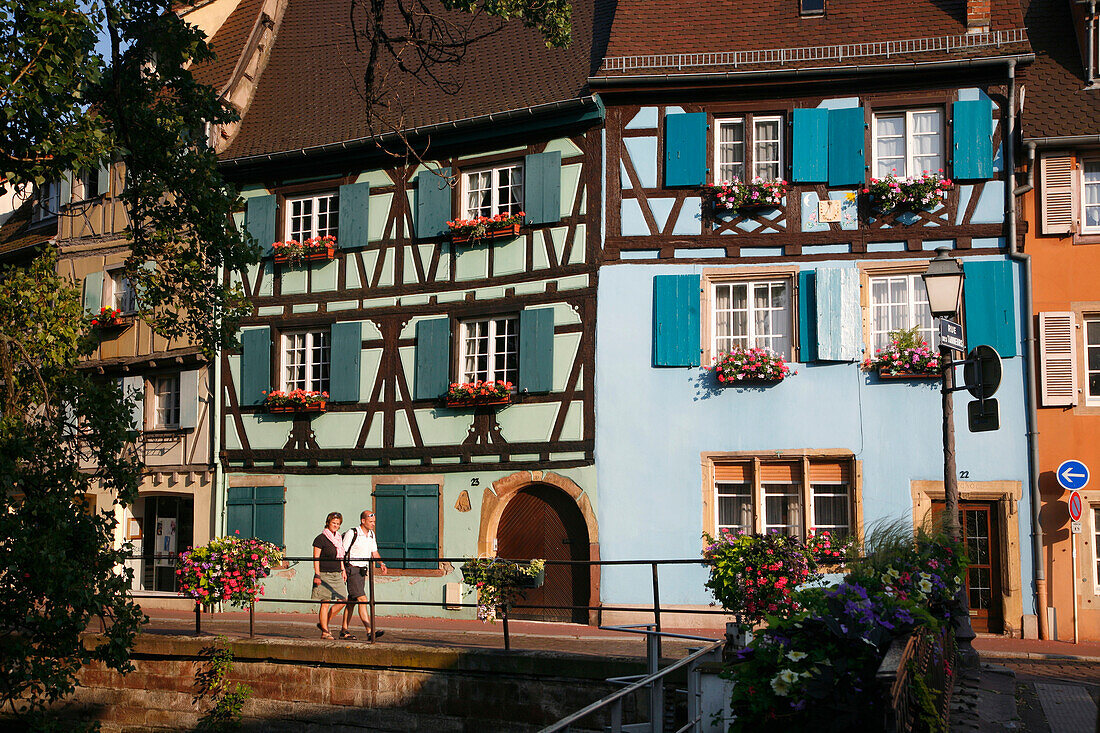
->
[312,512,349,639]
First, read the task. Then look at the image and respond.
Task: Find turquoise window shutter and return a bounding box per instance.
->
[952,99,994,180]
[240,327,271,406]
[664,113,707,187]
[97,162,111,196]
[798,270,818,362]
[226,487,256,540]
[827,107,866,187]
[415,168,452,239]
[792,109,829,182]
[178,368,200,430]
[963,260,1017,357]
[82,272,104,313]
[524,151,562,225]
[814,268,862,361]
[518,307,555,393]
[252,486,286,547]
[405,485,439,570]
[338,182,370,250]
[652,274,701,367]
[374,486,407,568]
[60,172,72,207]
[414,317,451,400]
[328,321,362,403]
[245,194,277,257]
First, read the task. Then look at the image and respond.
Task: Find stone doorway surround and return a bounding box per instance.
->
[911,480,1024,637]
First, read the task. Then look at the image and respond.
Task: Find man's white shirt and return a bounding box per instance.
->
[342,526,378,567]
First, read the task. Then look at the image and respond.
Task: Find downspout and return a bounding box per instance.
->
[1004,59,1047,639]
[211,267,225,540]
[1090,1,1097,86]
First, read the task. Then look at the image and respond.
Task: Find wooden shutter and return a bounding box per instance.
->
[240,327,271,406]
[827,107,866,187]
[962,260,1017,357]
[374,485,408,568]
[338,182,370,250]
[519,307,554,393]
[245,194,277,257]
[1040,154,1076,234]
[792,108,829,182]
[714,464,749,483]
[82,272,104,313]
[59,172,72,207]
[252,486,286,547]
[814,267,861,361]
[798,270,818,363]
[328,321,362,403]
[414,317,451,400]
[952,99,994,180]
[178,368,200,430]
[97,162,111,196]
[809,461,851,484]
[760,462,800,483]
[652,274,701,366]
[226,487,256,540]
[122,375,144,431]
[1039,311,1078,406]
[415,168,452,239]
[524,151,562,225]
[405,484,440,569]
[664,112,707,187]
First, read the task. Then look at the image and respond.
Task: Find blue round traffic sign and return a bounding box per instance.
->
[1056,460,1090,491]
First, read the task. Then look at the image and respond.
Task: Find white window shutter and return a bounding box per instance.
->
[1039,312,1078,406]
[1040,154,1075,234]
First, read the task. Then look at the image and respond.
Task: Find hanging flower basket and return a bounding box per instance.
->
[444,381,514,407]
[448,213,524,245]
[272,235,337,266]
[177,535,283,610]
[702,177,787,214]
[262,389,328,414]
[863,172,952,213]
[863,326,942,379]
[706,347,795,385]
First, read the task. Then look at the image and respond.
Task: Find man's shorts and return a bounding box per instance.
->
[346,566,367,599]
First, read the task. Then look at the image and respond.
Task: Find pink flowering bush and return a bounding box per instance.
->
[446,380,513,402]
[862,326,941,376]
[177,535,283,609]
[703,531,815,630]
[271,235,337,265]
[863,171,952,212]
[708,347,795,384]
[703,177,787,213]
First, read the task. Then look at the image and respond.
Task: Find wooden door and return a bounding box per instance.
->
[497,485,589,623]
[933,502,1003,634]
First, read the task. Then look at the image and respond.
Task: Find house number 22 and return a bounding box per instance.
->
[958,471,969,479]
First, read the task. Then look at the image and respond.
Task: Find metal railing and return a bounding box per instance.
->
[876,624,957,732]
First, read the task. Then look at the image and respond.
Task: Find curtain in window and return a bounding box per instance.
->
[911,111,943,174]
[1084,162,1100,229]
[875,115,906,177]
[718,121,745,182]
[764,483,802,537]
[717,483,752,533]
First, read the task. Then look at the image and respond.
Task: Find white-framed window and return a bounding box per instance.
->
[868,273,935,353]
[812,484,851,540]
[459,316,519,384]
[1081,160,1100,232]
[282,330,330,393]
[154,375,181,429]
[764,482,803,537]
[712,279,792,359]
[73,169,100,202]
[872,109,944,178]
[33,180,60,221]
[716,482,753,535]
[463,163,524,219]
[1085,317,1100,404]
[714,115,783,181]
[109,270,137,314]
[285,193,339,241]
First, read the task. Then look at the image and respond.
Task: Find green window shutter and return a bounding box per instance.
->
[178,368,200,430]
[338,182,370,250]
[226,487,256,540]
[952,99,994,180]
[374,486,407,569]
[328,321,362,403]
[827,107,866,187]
[518,307,554,393]
[792,109,829,182]
[135,259,155,309]
[798,270,818,362]
[414,317,451,400]
[97,162,111,196]
[524,151,562,225]
[252,486,286,547]
[240,327,271,406]
[415,168,452,239]
[963,260,1017,357]
[122,375,145,431]
[405,484,439,570]
[82,272,104,313]
[245,194,277,257]
[664,112,707,187]
[60,172,72,207]
[652,274,700,367]
[814,268,862,361]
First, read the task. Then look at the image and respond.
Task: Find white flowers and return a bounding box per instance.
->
[786,650,808,662]
[770,669,800,696]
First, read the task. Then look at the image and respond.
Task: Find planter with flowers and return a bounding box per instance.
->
[444,380,514,408]
[272,235,337,266]
[262,389,328,414]
[863,326,942,380]
[805,529,856,571]
[702,177,787,215]
[447,212,525,245]
[707,347,795,386]
[460,557,546,622]
[863,171,952,213]
[176,534,283,610]
[88,306,130,332]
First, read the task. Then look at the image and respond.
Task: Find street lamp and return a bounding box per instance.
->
[922,247,966,319]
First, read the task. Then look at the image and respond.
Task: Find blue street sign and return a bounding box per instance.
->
[1056,460,1090,491]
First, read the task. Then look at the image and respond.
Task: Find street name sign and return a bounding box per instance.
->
[1056,460,1090,491]
[939,318,966,353]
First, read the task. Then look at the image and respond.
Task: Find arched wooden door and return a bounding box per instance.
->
[497,484,589,623]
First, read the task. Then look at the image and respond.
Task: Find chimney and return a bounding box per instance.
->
[967,0,991,33]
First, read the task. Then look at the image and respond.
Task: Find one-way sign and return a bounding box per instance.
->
[1056,460,1090,491]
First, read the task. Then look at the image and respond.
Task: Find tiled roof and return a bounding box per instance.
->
[221,0,606,160]
[190,0,267,93]
[0,201,54,258]
[1020,0,1100,139]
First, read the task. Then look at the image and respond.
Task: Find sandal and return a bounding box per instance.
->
[371,630,384,639]
[320,631,334,640]
[339,630,356,640]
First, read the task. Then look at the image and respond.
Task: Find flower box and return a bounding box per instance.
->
[88,307,132,333]
[444,395,512,408]
[702,178,787,214]
[877,368,941,381]
[451,222,521,245]
[863,172,952,213]
[271,236,338,266]
[447,213,524,245]
[274,245,335,265]
[262,389,329,414]
[267,401,326,414]
[707,347,795,385]
[863,327,942,380]
[444,381,514,408]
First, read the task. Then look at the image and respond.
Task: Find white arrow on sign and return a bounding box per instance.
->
[1061,466,1087,483]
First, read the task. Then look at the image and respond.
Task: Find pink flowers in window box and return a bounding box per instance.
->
[702,177,787,214]
[863,171,952,212]
[262,389,328,413]
[447,212,525,245]
[708,347,795,384]
[272,235,337,266]
[445,380,513,407]
[862,327,941,378]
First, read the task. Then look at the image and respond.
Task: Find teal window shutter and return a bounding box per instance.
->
[60,172,72,207]
[240,327,271,406]
[524,151,562,225]
[414,317,451,399]
[798,270,818,362]
[405,484,440,569]
[792,109,829,182]
[374,485,408,568]
[82,272,104,313]
[518,307,554,393]
[952,99,994,180]
[97,162,111,196]
[814,268,862,361]
[329,321,362,403]
[415,168,452,239]
[253,486,286,547]
[963,260,1017,357]
[226,487,255,540]
[827,107,866,187]
[178,368,200,430]
[245,194,277,257]
[338,182,370,250]
[653,274,701,367]
[664,113,707,187]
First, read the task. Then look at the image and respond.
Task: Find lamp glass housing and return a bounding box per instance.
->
[922,249,965,318]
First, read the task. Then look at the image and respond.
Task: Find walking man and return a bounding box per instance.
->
[341,509,388,639]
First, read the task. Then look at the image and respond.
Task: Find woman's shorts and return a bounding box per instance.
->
[311,571,347,602]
